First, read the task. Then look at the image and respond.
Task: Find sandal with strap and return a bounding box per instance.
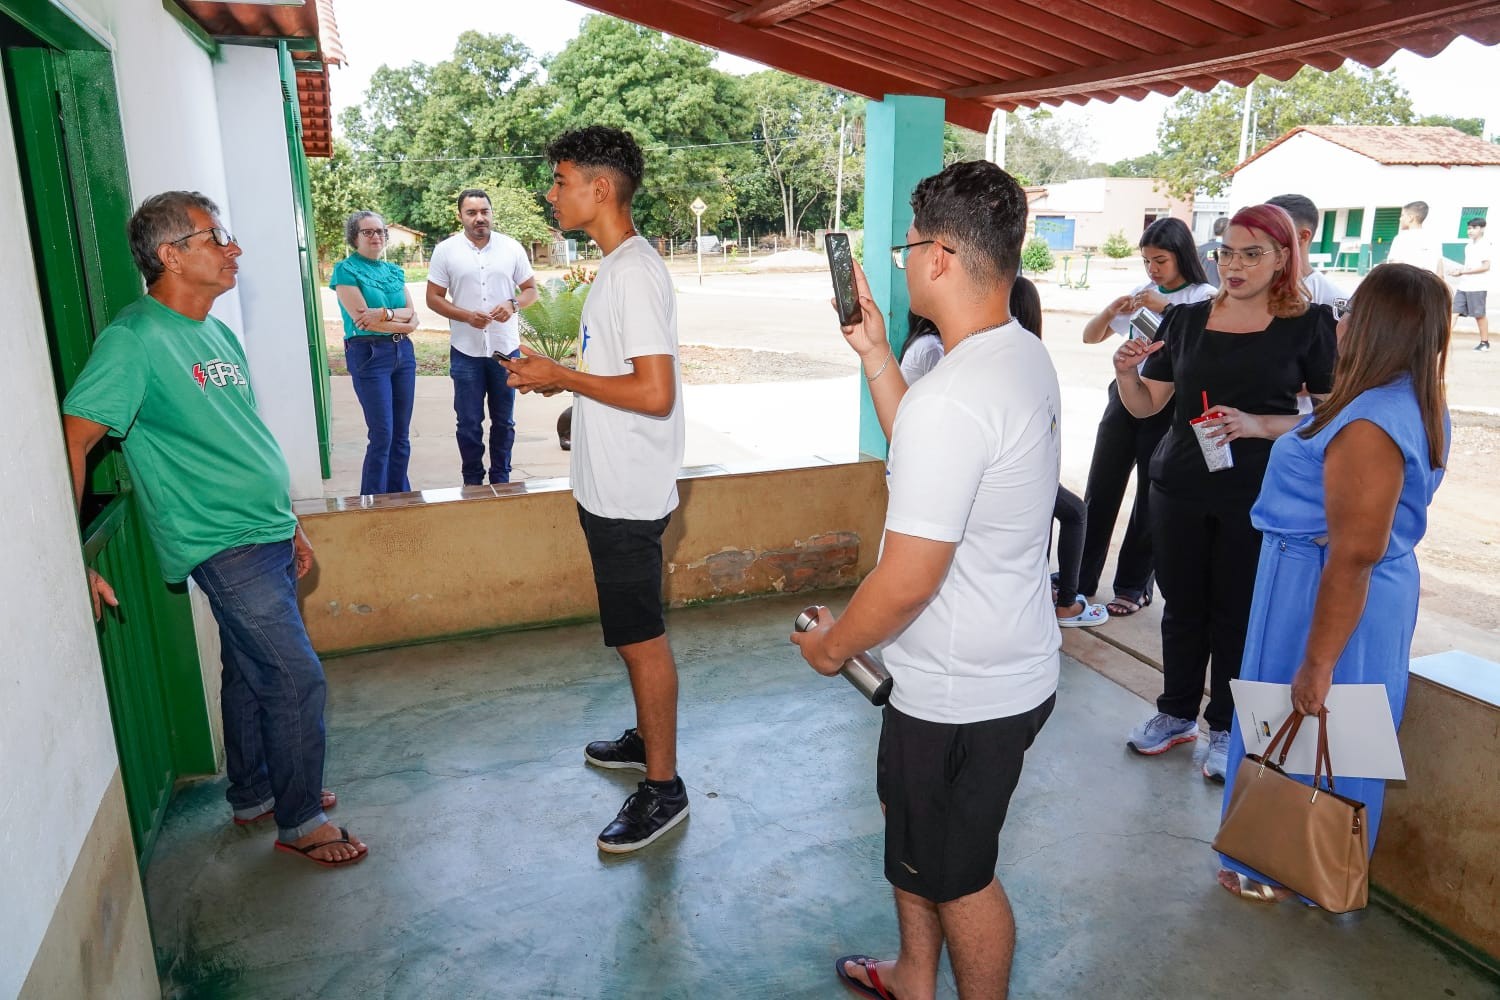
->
[835,955,898,999]
[273,827,369,868]
[1106,592,1152,617]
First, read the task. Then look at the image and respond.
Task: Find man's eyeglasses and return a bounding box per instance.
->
[1212,246,1271,267]
[891,240,956,270]
[358,228,389,240]
[163,226,236,248]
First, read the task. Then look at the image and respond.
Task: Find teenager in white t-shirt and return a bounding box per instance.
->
[425,189,537,484]
[792,161,1059,1000]
[1385,200,1445,278]
[1446,217,1491,350]
[503,127,688,856]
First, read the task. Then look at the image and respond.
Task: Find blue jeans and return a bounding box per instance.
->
[190,540,329,842]
[450,347,518,484]
[346,336,416,495]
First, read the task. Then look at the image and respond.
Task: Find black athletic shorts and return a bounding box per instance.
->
[577,503,670,648]
[876,694,1055,903]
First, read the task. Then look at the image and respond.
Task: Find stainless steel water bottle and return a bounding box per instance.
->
[794,605,893,706]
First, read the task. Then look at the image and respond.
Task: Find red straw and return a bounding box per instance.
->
[1201,390,1210,414]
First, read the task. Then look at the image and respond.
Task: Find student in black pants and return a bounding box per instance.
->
[1111,204,1336,782]
[1078,218,1215,616]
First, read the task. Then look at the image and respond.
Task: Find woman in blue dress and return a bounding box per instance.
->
[331,211,419,495]
[1215,262,1451,902]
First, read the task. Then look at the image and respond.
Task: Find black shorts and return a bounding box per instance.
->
[1454,290,1487,318]
[577,503,670,648]
[877,694,1055,903]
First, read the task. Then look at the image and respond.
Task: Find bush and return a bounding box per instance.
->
[1102,230,1133,258]
[1021,236,1055,275]
[518,280,590,363]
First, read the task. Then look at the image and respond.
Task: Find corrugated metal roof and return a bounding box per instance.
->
[1237,125,1500,170]
[569,0,1500,131]
[176,0,344,157]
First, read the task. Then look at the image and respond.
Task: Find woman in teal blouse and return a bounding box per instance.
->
[331,212,419,495]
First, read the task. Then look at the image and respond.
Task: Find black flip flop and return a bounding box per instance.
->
[835,955,898,999]
[273,827,368,868]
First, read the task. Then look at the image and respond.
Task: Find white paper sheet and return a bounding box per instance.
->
[1229,680,1405,781]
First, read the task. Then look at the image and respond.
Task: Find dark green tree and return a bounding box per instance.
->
[308,138,381,266]
[1416,114,1484,137]
[1156,66,1416,198]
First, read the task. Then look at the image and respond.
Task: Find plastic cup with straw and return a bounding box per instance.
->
[1189,389,1234,471]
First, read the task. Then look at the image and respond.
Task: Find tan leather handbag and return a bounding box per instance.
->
[1212,710,1369,913]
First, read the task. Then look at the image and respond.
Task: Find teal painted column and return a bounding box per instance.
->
[859,95,945,458]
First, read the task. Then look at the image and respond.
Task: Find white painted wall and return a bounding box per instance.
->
[214,45,324,500]
[1231,132,1500,248]
[0,72,128,1000]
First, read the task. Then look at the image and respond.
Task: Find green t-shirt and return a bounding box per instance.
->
[62,295,297,582]
[329,254,408,338]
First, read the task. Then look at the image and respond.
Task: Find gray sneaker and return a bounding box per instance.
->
[1126,712,1199,755]
[1201,729,1231,782]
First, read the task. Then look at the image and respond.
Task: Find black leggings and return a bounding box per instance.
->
[1079,382,1172,599]
[1148,486,1262,733]
[1053,487,1086,609]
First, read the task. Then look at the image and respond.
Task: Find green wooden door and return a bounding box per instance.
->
[4,40,212,868]
[1371,206,1402,265]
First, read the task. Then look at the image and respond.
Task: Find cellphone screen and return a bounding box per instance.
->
[826,233,860,326]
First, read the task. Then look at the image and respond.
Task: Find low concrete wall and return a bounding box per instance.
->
[297,462,887,656]
[1373,671,1500,966]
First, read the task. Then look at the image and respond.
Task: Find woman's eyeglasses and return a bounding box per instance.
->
[358,228,389,240]
[1212,247,1270,267]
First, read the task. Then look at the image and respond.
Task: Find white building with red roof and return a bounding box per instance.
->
[1228,125,1500,273]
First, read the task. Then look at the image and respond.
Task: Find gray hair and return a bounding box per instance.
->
[345,211,385,248]
[128,191,221,286]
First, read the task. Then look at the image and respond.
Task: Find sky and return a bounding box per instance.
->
[328,0,1500,162]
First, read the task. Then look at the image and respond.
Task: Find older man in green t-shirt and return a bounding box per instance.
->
[62,191,367,868]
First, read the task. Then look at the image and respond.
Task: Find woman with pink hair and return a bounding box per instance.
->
[1110,204,1337,782]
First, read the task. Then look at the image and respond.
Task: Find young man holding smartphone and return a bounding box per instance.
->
[502,126,688,854]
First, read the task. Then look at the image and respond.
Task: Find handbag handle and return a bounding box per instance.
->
[1261,709,1337,797]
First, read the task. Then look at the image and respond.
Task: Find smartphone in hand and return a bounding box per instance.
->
[825,232,860,326]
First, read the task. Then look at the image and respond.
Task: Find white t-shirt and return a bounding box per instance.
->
[1303,269,1344,307]
[898,335,944,384]
[427,232,535,358]
[882,320,1062,725]
[1106,280,1216,338]
[1386,228,1445,277]
[1459,237,1492,293]
[571,236,685,521]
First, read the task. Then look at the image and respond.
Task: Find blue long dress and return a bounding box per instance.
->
[1218,374,1446,888]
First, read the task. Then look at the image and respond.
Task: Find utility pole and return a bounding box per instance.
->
[985,109,1006,167]
[1237,82,1255,165]
[833,113,846,231]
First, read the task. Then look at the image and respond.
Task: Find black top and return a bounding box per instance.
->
[1141,299,1337,501]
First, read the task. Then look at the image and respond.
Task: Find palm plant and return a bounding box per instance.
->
[519,279,589,365]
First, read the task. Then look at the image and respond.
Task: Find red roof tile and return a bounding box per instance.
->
[1236,125,1500,173]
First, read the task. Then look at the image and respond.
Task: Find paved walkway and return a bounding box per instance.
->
[146,593,1499,999]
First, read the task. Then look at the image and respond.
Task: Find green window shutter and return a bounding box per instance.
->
[1345,208,1365,238]
[1319,211,1337,255]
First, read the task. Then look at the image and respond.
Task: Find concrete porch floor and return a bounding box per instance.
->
[146,593,1496,999]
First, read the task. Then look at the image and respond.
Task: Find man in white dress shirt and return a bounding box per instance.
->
[425,189,538,484]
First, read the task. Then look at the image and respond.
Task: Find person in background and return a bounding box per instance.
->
[330,211,419,496]
[795,160,1058,1000]
[898,282,1107,628]
[1384,200,1446,278]
[1113,204,1337,782]
[1265,194,1343,307]
[1078,218,1215,619]
[62,191,364,868]
[1198,216,1228,287]
[426,189,539,485]
[1447,217,1491,351]
[1217,263,1449,902]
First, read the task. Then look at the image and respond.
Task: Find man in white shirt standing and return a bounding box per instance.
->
[425,189,538,484]
[793,160,1061,1000]
[1448,217,1491,351]
[1384,200,1446,278]
[504,127,688,854]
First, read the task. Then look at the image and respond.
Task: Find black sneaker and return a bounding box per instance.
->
[584,728,647,771]
[597,780,690,854]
